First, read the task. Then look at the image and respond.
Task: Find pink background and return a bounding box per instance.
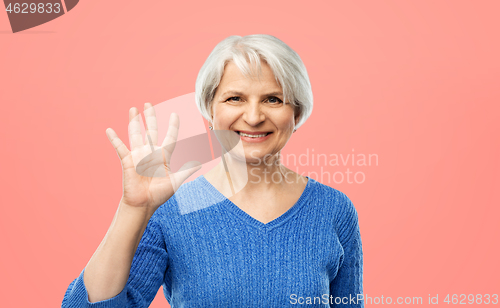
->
[1,1,499,307]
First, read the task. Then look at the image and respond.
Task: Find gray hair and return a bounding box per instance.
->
[195,34,313,130]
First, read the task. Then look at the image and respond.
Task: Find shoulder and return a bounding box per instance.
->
[308,178,360,245]
[308,178,357,216]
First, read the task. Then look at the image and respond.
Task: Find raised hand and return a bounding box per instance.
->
[105,103,201,218]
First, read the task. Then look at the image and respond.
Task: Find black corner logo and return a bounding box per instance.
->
[4,0,78,33]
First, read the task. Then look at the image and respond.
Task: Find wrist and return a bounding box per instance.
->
[117,200,152,226]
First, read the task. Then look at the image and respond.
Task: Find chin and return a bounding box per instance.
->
[245,149,280,165]
[223,148,272,165]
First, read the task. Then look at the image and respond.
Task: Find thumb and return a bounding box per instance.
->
[170,161,202,191]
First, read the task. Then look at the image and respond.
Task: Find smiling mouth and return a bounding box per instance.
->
[235,131,272,138]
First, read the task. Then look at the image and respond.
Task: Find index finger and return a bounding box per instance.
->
[129,107,143,151]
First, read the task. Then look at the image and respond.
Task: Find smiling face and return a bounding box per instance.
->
[211,61,299,164]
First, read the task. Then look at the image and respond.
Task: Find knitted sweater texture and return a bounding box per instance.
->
[61,175,363,307]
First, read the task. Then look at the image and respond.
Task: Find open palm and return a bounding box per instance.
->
[105,103,201,217]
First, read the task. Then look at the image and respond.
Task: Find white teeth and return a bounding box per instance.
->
[239,132,268,138]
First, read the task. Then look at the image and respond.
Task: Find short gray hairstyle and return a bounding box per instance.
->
[195,34,313,130]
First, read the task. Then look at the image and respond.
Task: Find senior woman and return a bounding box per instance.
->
[62,34,363,307]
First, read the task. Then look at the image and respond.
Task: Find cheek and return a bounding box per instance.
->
[271,106,296,126]
[275,114,296,131]
[213,105,237,127]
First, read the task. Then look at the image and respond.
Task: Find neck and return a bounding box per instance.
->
[204,151,302,198]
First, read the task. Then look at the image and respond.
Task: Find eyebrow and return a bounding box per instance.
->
[220,91,284,97]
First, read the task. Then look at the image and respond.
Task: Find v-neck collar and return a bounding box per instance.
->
[198,175,315,231]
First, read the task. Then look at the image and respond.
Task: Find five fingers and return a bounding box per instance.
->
[108,107,189,176]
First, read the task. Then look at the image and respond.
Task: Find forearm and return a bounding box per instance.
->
[83,202,151,303]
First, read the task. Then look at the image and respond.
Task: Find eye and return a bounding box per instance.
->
[225,96,241,102]
[267,96,283,104]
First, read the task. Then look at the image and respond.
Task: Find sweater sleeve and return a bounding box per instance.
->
[329,194,364,308]
[61,214,169,308]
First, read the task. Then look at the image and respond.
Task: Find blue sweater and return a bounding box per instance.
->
[62,175,363,307]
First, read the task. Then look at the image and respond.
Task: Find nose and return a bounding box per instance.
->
[242,101,265,126]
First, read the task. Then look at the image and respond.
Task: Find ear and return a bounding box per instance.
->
[294,105,301,127]
[208,101,214,121]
